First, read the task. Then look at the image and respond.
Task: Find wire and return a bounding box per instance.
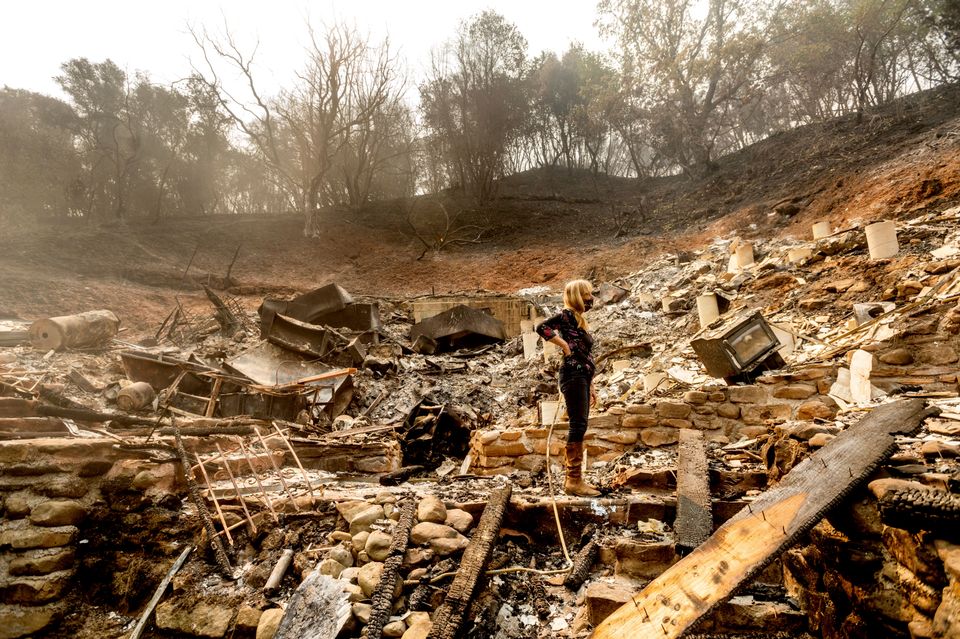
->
[545,371,573,565]
[424,373,576,587]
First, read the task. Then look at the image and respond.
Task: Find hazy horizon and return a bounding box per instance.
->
[2,0,608,100]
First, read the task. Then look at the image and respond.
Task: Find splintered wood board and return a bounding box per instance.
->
[675,429,712,554]
[591,398,929,639]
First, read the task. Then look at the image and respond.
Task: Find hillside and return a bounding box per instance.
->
[1,83,958,331]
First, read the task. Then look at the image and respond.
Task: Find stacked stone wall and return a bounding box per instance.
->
[470,365,844,475]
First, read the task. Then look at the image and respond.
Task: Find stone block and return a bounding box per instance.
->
[256,608,284,639]
[585,580,636,626]
[621,415,658,429]
[411,522,458,546]
[934,581,960,639]
[640,427,678,447]
[0,570,73,604]
[738,425,770,439]
[354,456,396,473]
[417,495,447,524]
[8,548,75,576]
[740,404,793,425]
[791,424,840,440]
[879,348,914,365]
[772,384,818,400]
[683,391,709,404]
[589,414,621,429]
[585,443,614,458]
[717,403,740,419]
[883,529,944,586]
[235,606,263,634]
[918,345,959,365]
[728,385,766,404]
[445,509,474,533]
[477,431,499,445]
[792,366,833,381]
[529,440,563,456]
[0,603,62,639]
[430,533,469,556]
[935,540,960,582]
[660,418,693,429]
[499,430,523,441]
[357,562,384,598]
[472,466,513,476]
[476,455,514,468]
[2,493,32,519]
[808,433,835,448]
[596,431,638,445]
[708,391,727,402]
[796,399,837,421]
[692,404,716,415]
[691,415,717,431]
[625,404,655,415]
[614,540,677,579]
[34,477,88,499]
[29,501,86,527]
[0,522,77,550]
[77,460,115,477]
[705,429,729,444]
[481,442,530,457]
[656,401,692,419]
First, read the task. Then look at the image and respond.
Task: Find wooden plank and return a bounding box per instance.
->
[675,429,712,554]
[591,398,931,639]
[128,545,193,639]
[428,485,512,639]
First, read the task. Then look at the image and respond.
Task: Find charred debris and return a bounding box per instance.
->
[2,205,960,639]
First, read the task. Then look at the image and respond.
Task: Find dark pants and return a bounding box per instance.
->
[560,373,591,443]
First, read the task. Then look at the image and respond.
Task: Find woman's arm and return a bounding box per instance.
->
[545,334,572,356]
[535,312,568,346]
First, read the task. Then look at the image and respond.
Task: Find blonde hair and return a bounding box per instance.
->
[563,279,593,329]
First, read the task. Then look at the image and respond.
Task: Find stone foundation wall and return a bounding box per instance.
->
[469,365,843,475]
[0,438,198,638]
[0,439,136,638]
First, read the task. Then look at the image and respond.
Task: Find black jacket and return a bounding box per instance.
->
[536,308,595,378]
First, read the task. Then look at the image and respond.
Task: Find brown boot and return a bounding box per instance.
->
[564,441,600,497]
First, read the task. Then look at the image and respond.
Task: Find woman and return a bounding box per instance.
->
[536,279,600,497]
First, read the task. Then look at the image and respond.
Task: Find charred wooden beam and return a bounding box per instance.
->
[174,428,233,579]
[675,429,712,555]
[366,499,417,639]
[563,536,600,590]
[591,398,933,639]
[428,484,512,639]
[879,487,960,534]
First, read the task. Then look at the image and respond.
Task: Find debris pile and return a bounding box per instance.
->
[1,203,959,638]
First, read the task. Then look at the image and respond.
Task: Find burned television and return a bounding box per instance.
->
[691,310,784,382]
